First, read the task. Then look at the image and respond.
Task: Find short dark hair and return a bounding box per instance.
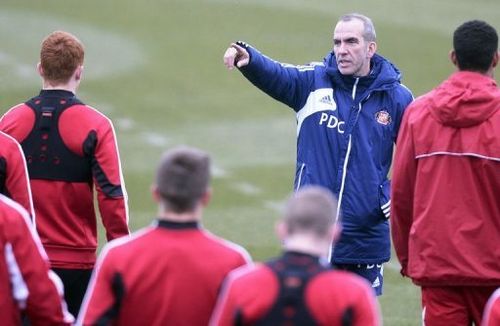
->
[155,146,211,213]
[453,20,498,72]
[283,186,338,237]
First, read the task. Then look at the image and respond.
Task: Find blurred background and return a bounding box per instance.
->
[1,1,498,324]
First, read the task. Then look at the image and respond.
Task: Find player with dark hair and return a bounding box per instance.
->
[78,146,251,326]
[391,20,499,325]
[210,186,380,326]
[0,194,73,325]
[0,30,130,317]
[223,13,413,295]
[0,131,34,217]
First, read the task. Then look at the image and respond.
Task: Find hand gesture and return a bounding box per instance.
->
[223,43,249,70]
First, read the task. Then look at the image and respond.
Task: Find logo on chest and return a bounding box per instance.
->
[318,112,345,134]
[375,110,392,126]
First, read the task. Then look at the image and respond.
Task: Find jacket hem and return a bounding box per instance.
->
[45,244,96,269]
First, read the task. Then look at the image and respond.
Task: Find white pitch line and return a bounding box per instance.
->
[231,182,262,196]
[140,131,170,148]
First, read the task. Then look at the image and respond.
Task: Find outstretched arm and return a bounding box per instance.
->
[222,41,314,111]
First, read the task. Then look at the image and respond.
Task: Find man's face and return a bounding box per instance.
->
[333,19,375,77]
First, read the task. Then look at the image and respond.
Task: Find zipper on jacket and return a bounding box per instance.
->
[330,100,362,262]
[295,163,306,191]
[335,133,353,224]
[335,77,359,224]
[351,77,359,100]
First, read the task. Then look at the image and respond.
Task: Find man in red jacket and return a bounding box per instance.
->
[0,31,130,317]
[391,20,499,326]
[78,146,251,326]
[210,186,380,326]
[0,131,34,217]
[0,194,73,325]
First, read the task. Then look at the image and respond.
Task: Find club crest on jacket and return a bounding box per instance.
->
[375,110,392,125]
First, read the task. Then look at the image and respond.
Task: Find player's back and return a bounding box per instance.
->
[0,91,129,269]
[211,254,380,326]
[81,220,250,326]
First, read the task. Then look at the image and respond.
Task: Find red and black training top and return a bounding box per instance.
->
[0,89,129,269]
[79,219,251,326]
[211,251,380,326]
[0,194,73,325]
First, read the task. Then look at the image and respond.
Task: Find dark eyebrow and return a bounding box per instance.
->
[333,36,360,44]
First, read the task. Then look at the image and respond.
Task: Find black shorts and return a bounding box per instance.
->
[52,268,93,319]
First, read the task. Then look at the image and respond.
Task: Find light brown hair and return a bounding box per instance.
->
[156,146,211,213]
[40,31,84,84]
[283,186,338,237]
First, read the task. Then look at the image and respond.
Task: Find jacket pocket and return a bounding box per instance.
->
[379,180,391,219]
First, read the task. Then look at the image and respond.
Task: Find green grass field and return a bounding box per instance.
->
[0,1,498,324]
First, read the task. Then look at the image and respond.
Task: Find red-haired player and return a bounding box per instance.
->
[0,31,130,317]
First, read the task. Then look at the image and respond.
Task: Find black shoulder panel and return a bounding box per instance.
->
[23,94,92,182]
[251,254,329,326]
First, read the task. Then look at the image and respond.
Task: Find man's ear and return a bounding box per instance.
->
[275,220,287,242]
[151,184,161,203]
[37,62,44,78]
[367,41,377,59]
[200,187,212,207]
[492,51,499,68]
[449,50,458,67]
[74,65,84,81]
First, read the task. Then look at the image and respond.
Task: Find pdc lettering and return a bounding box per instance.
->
[319,112,345,134]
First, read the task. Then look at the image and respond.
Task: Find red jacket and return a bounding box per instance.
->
[391,71,500,286]
[0,131,34,217]
[0,90,129,269]
[210,252,380,326]
[79,220,251,326]
[0,194,73,325]
[483,288,500,326]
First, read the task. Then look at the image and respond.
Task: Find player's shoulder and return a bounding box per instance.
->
[0,131,25,162]
[1,103,34,124]
[200,230,252,262]
[65,103,112,124]
[224,262,273,290]
[4,102,32,115]
[97,226,156,263]
[0,131,20,148]
[403,91,436,122]
[59,103,116,138]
